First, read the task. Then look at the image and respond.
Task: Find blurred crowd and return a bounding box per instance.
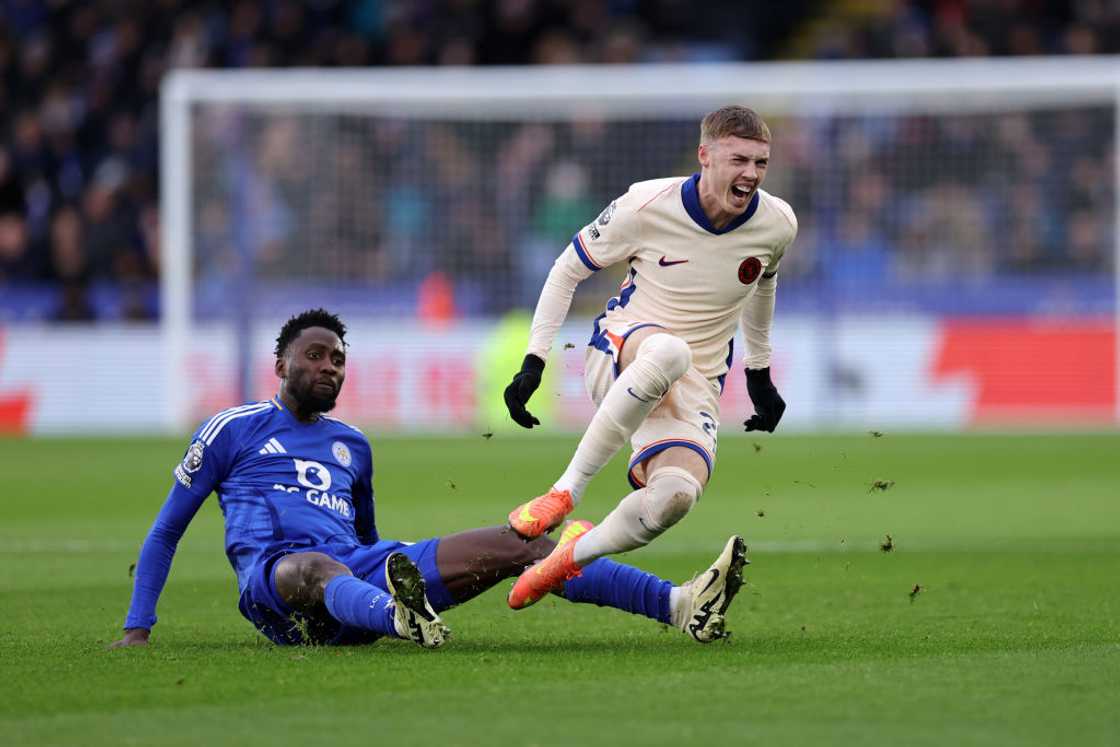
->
[0,0,1116,321]
[786,108,1114,285]
[803,0,1120,59]
[191,105,1112,318]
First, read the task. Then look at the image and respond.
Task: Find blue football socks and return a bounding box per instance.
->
[562,558,673,624]
[323,575,399,636]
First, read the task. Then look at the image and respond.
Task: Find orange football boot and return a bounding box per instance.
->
[507,488,574,539]
[508,520,593,610]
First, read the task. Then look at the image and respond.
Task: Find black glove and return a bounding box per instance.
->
[504,354,545,428]
[744,367,785,433]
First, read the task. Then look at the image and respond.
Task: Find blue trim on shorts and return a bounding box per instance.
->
[613,324,665,377]
[626,440,713,490]
[588,319,666,378]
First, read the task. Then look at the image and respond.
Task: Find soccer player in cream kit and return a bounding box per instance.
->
[112,309,750,649]
[505,106,796,612]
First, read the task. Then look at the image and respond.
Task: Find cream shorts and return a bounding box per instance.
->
[585,319,720,489]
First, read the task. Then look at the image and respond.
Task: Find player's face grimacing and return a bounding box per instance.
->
[697,135,769,223]
[277,326,346,416]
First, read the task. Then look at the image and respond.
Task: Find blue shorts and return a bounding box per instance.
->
[237,537,452,646]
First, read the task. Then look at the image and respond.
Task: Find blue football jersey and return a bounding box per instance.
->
[174,396,377,589]
[124,396,377,630]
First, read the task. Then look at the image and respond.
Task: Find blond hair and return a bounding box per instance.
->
[700,106,771,144]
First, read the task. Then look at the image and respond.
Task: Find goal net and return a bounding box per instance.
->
[161,59,1119,433]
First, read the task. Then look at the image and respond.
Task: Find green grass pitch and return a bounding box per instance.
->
[1,432,1118,746]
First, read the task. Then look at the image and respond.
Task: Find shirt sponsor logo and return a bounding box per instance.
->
[271,459,351,518]
[294,459,331,490]
[304,490,351,518]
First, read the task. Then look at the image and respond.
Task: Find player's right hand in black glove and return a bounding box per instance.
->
[504,354,545,428]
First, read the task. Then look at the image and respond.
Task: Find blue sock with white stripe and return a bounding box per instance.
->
[561,558,673,624]
[323,575,399,637]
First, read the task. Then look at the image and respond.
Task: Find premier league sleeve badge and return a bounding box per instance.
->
[183,440,205,473]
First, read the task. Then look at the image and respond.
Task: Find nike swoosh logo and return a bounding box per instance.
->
[699,569,721,595]
[627,387,653,403]
[658,257,689,267]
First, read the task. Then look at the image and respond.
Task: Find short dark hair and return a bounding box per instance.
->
[700,106,771,145]
[274,308,347,358]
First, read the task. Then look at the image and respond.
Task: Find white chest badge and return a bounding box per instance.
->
[332,441,352,467]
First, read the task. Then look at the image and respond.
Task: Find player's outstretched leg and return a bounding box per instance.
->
[508,520,593,609]
[513,525,751,643]
[571,465,702,566]
[384,553,450,649]
[509,333,692,539]
[509,464,701,609]
[430,526,554,604]
[673,535,749,643]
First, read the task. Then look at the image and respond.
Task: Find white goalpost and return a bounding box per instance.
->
[160,57,1120,433]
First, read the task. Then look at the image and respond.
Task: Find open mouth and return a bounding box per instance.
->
[731,184,752,199]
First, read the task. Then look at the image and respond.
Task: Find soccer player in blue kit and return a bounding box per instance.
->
[111,309,747,649]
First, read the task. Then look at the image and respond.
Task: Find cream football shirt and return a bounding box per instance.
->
[527,174,798,381]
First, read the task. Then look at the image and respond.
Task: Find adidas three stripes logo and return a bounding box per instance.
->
[258,437,287,455]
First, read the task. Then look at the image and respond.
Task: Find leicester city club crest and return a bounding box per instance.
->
[332,441,352,467]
